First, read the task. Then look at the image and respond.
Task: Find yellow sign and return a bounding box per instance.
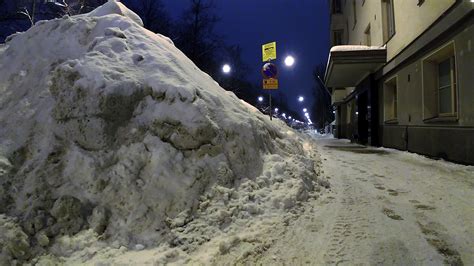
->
[262,42,277,62]
[263,78,278,89]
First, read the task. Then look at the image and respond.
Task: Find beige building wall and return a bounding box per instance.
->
[329,0,460,106]
[344,0,384,47]
[387,0,456,60]
[334,0,457,59]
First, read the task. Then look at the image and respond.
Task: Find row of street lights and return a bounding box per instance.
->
[256,95,311,125]
[222,55,310,124]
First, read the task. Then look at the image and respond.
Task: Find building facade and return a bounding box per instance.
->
[325,0,474,164]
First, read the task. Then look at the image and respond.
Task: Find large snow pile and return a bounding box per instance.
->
[0,1,324,263]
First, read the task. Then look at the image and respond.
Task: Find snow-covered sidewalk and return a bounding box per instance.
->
[240,137,473,265]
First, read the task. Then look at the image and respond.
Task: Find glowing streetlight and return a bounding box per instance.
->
[282,113,286,117]
[288,116,292,119]
[284,56,295,67]
[222,64,231,74]
[258,96,263,102]
[303,108,307,112]
[274,107,279,112]
[298,96,304,102]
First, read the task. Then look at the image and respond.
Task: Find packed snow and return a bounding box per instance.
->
[0,1,326,264]
[223,136,473,265]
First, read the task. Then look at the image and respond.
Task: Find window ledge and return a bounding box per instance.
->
[384,119,398,124]
[423,116,458,123]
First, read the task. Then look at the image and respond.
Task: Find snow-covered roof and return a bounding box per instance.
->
[325,45,386,87]
[330,45,386,52]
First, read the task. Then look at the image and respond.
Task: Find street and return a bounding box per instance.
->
[253,136,473,265]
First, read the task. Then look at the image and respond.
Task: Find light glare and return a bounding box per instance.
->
[222,64,231,73]
[284,56,295,67]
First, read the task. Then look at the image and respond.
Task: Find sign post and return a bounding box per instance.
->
[261,42,278,120]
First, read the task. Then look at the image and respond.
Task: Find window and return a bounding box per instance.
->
[352,0,357,29]
[384,76,397,122]
[422,42,457,120]
[332,0,342,14]
[333,30,344,45]
[437,57,456,114]
[382,0,395,42]
[364,24,371,46]
[346,19,349,40]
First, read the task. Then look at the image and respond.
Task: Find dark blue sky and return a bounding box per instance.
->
[162,0,330,115]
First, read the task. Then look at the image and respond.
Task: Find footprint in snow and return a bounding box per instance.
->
[414,204,436,211]
[387,189,399,196]
[374,184,385,190]
[382,208,403,220]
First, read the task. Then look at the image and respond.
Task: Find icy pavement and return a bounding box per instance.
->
[242,137,473,265]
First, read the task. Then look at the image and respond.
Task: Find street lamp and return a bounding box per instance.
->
[284,56,295,67]
[274,107,279,112]
[222,64,231,74]
[258,96,264,102]
[303,108,307,113]
[298,96,304,102]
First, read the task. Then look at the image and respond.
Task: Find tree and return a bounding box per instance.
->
[120,0,171,36]
[66,0,107,15]
[174,0,221,76]
[310,64,334,130]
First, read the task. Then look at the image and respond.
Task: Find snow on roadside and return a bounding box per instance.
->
[0,1,326,264]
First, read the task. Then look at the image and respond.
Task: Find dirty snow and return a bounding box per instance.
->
[0,1,325,264]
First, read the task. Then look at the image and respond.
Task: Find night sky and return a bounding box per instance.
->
[162,0,330,115]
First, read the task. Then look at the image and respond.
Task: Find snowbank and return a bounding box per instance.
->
[0,1,324,263]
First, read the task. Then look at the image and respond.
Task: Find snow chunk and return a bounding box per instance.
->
[87,0,143,26]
